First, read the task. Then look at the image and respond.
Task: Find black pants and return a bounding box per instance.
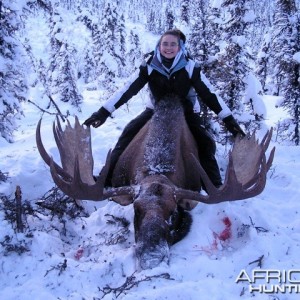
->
[106,108,222,187]
[186,112,222,187]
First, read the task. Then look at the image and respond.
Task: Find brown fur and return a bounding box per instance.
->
[110,96,201,269]
[112,97,202,189]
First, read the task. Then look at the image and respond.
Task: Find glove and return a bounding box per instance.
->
[223,115,246,137]
[83,107,110,128]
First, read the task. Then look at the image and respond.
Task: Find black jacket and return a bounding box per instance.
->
[102,51,231,120]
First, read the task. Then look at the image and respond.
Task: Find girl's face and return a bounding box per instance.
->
[159,34,180,59]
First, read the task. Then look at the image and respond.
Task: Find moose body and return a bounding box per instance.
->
[111,96,202,268]
[36,95,275,269]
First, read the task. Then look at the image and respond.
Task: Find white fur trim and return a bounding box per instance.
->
[218,109,232,119]
[147,64,153,75]
[185,60,196,79]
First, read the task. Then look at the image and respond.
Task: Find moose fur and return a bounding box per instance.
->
[111,96,201,268]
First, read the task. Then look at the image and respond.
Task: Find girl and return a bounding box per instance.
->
[84,29,245,187]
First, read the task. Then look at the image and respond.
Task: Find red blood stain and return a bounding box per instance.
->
[217,217,232,241]
[194,216,233,254]
[74,248,84,260]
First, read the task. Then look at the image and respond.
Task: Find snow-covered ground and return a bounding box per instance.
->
[1,12,299,300]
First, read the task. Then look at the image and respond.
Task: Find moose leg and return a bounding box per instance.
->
[186,113,223,188]
[105,108,154,186]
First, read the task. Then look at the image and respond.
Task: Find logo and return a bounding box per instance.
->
[236,269,300,294]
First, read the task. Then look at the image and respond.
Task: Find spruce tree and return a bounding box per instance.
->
[0,0,27,142]
[26,0,52,13]
[52,43,83,107]
[188,0,213,128]
[210,0,265,132]
[271,0,300,144]
[165,5,175,31]
[255,31,271,92]
[48,10,82,108]
[127,30,142,73]
[91,22,104,83]
[95,2,123,92]
[146,3,164,35]
[115,12,126,77]
[76,10,97,83]
[248,0,274,55]
[218,0,251,111]
[205,0,223,66]
[180,0,190,25]
[146,10,156,33]
[189,0,209,65]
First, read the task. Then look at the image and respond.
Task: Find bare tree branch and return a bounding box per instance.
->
[15,186,24,233]
[98,272,173,298]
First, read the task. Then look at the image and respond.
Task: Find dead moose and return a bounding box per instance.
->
[36,95,275,269]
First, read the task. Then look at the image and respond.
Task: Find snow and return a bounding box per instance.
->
[293,52,300,63]
[1,9,300,300]
[243,73,266,118]
[243,10,256,23]
[210,0,222,9]
[231,35,247,47]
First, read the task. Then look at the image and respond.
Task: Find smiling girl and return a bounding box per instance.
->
[84,29,245,187]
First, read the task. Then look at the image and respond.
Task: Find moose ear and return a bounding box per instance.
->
[178,198,198,211]
[109,195,134,206]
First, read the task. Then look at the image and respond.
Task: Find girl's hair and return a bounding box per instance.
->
[159,29,186,44]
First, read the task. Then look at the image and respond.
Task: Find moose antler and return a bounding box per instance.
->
[176,129,275,206]
[36,117,135,202]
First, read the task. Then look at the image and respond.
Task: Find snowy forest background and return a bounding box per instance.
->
[1,0,300,147]
[0,0,300,299]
